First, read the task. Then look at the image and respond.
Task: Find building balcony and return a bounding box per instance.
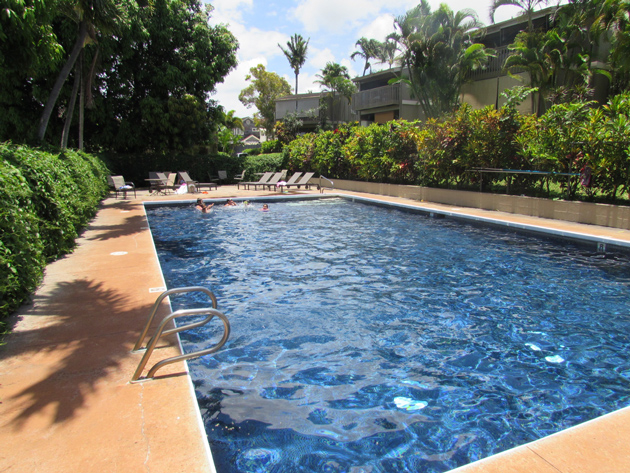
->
[352,84,401,111]
[467,46,511,81]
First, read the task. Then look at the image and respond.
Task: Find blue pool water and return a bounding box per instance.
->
[146,197,630,473]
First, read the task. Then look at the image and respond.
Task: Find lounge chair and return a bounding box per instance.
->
[178,171,217,192]
[234,170,246,184]
[238,171,273,190]
[262,172,285,190]
[273,171,302,192]
[110,175,136,199]
[285,172,302,185]
[285,172,315,190]
[218,170,228,182]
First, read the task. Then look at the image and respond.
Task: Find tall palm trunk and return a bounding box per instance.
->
[295,73,298,110]
[37,20,89,143]
[60,57,81,149]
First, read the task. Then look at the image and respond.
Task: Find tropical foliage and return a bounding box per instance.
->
[388,1,493,118]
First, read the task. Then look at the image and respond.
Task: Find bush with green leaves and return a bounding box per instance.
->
[582,93,630,200]
[344,120,422,183]
[103,151,243,185]
[0,158,44,324]
[283,123,358,179]
[0,143,109,328]
[241,153,285,181]
[260,140,282,154]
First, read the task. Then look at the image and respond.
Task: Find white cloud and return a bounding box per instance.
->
[308,47,337,71]
[290,0,417,33]
[290,0,377,33]
[212,56,268,118]
[208,0,253,24]
[355,14,396,43]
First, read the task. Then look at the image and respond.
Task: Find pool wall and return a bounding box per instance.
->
[328,179,630,230]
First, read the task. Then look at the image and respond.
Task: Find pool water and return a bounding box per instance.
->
[146,198,630,473]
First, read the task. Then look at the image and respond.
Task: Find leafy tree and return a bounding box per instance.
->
[274,111,306,145]
[351,37,381,75]
[87,0,238,153]
[391,1,493,118]
[0,0,63,141]
[597,0,630,94]
[315,62,356,102]
[278,33,309,95]
[239,64,291,138]
[36,0,124,143]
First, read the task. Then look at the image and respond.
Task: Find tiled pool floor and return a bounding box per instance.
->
[1,186,629,473]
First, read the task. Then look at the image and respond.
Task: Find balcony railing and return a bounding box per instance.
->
[352,84,401,111]
[467,46,510,80]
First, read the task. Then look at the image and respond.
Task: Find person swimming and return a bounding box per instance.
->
[196,198,214,213]
[225,199,237,207]
[260,204,269,212]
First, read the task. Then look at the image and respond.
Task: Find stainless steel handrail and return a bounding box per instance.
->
[133,286,217,352]
[318,175,334,193]
[131,307,230,382]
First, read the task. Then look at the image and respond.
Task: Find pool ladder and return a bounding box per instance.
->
[131,286,230,382]
[318,175,334,193]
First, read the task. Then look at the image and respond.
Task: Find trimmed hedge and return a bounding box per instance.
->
[103,151,244,186]
[0,143,109,329]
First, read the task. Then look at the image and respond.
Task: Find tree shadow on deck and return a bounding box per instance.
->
[1,277,175,430]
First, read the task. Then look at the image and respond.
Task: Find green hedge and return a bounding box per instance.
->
[0,143,109,330]
[241,153,284,181]
[103,152,245,185]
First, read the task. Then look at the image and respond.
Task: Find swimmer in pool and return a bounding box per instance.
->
[225,199,237,206]
[196,198,214,213]
[260,204,269,212]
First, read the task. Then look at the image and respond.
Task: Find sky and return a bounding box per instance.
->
[206,0,526,118]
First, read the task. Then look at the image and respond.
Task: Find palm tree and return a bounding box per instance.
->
[351,37,381,75]
[391,1,491,118]
[223,109,244,132]
[376,38,399,69]
[315,62,356,125]
[278,33,310,95]
[489,0,549,31]
[503,28,584,114]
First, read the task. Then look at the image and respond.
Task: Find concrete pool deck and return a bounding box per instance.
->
[1,185,629,472]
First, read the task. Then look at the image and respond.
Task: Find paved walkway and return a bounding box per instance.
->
[1,186,629,473]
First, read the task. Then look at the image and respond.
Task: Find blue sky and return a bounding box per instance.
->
[206,0,527,118]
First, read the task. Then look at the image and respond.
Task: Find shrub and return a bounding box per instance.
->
[283,123,358,179]
[261,140,282,154]
[103,151,242,186]
[242,153,285,180]
[0,158,44,322]
[0,143,109,329]
[345,120,421,183]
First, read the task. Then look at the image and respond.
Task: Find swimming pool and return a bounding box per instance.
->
[146,197,630,473]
